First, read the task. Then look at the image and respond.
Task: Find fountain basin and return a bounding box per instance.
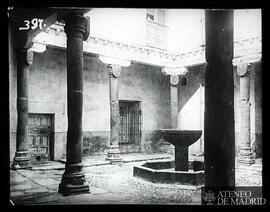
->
[158,129,202,171]
[158,129,202,147]
[133,160,204,186]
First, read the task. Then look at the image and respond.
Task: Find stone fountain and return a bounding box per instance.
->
[133,129,204,186]
[161,129,202,171]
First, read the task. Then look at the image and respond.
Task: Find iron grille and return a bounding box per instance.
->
[119,100,142,144]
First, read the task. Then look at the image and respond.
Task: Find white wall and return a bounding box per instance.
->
[178,85,204,155]
[234,9,261,40]
[86,8,261,52]
[167,9,204,52]
[87,8,147,46]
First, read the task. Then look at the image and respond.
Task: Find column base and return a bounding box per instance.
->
[167,144,175,155]
[237,149,255,165]
[58,163,90,196]
[105,145,123,165]
[237,155,255,165]
[11,151,31,170]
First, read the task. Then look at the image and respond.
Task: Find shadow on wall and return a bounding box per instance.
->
[178,65,205,113]
[177,65,205,154]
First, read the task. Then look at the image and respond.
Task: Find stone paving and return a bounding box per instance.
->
[10,153,263,205]
[235,158,262,186]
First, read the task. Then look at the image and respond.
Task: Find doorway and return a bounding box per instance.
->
[119,100,142,152]
[28,113,54,163]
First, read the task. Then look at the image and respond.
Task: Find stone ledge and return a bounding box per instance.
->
[133,160,204,186]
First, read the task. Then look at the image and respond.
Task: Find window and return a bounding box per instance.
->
[146,13,155,21]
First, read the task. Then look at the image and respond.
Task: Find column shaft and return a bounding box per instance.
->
[204,10,235,187]
[238,64,255,164]
[168,75,179,155]
[106,65,123,164]
[170,85,178,128]
[12,49,32,169]
[59,12,89,195]
[66,30,83,164]
[110,71,120,146]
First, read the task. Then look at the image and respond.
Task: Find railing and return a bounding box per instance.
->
[146,20,168,50]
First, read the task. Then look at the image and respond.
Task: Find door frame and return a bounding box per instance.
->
[28,113,55,162]
[119,100,142,145]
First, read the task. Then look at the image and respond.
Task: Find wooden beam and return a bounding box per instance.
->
[10,8,90,49]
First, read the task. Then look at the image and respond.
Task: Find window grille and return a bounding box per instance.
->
[119,100,142,144]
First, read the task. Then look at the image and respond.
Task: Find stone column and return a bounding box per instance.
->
[105,64,123,164]
[59,12,90,195]
[168,75,179,155]
[237,63,255,165]
[204,10,235,187]
[11,49,33,170]
[170,75,179,128]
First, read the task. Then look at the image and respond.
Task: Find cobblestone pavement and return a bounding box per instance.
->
[10,155,262,205]
[235,158,262,186]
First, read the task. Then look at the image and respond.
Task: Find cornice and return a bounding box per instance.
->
[33,23,261,74]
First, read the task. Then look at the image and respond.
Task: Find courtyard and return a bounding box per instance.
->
[10,153,262,205]
[8,8,263,206]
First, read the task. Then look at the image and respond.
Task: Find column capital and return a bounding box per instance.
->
[29,42,47,53]
[236,63,252,77]
[16,49,34,65]
[162,66,188,75]
[170,75,179,86]
[233,53,261,66]
[63,12,90,41]
[233,53,261,77]
[108,64,121,78]
[99,55,131,67]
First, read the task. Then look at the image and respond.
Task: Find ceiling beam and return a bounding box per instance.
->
[10,8,90,49]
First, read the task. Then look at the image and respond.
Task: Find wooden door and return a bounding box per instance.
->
[28,114,53,163]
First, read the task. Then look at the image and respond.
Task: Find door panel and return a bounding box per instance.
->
[28,114,52,163]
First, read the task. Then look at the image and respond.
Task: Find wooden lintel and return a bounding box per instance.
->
[11,8,90,49]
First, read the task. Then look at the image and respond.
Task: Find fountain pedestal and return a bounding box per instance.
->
[175,147,188,171]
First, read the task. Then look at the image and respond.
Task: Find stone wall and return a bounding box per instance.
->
[9,45,171,161]
[9,37,262,160]
[177,63,262,158]
[9,24,17,162]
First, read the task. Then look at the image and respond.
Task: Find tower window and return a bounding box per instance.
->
[146,13,155,21]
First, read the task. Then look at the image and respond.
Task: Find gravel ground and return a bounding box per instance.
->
[84,161,262,204]
[236,170,262,186]
[10,159,262,205]
[84,162,201,204]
